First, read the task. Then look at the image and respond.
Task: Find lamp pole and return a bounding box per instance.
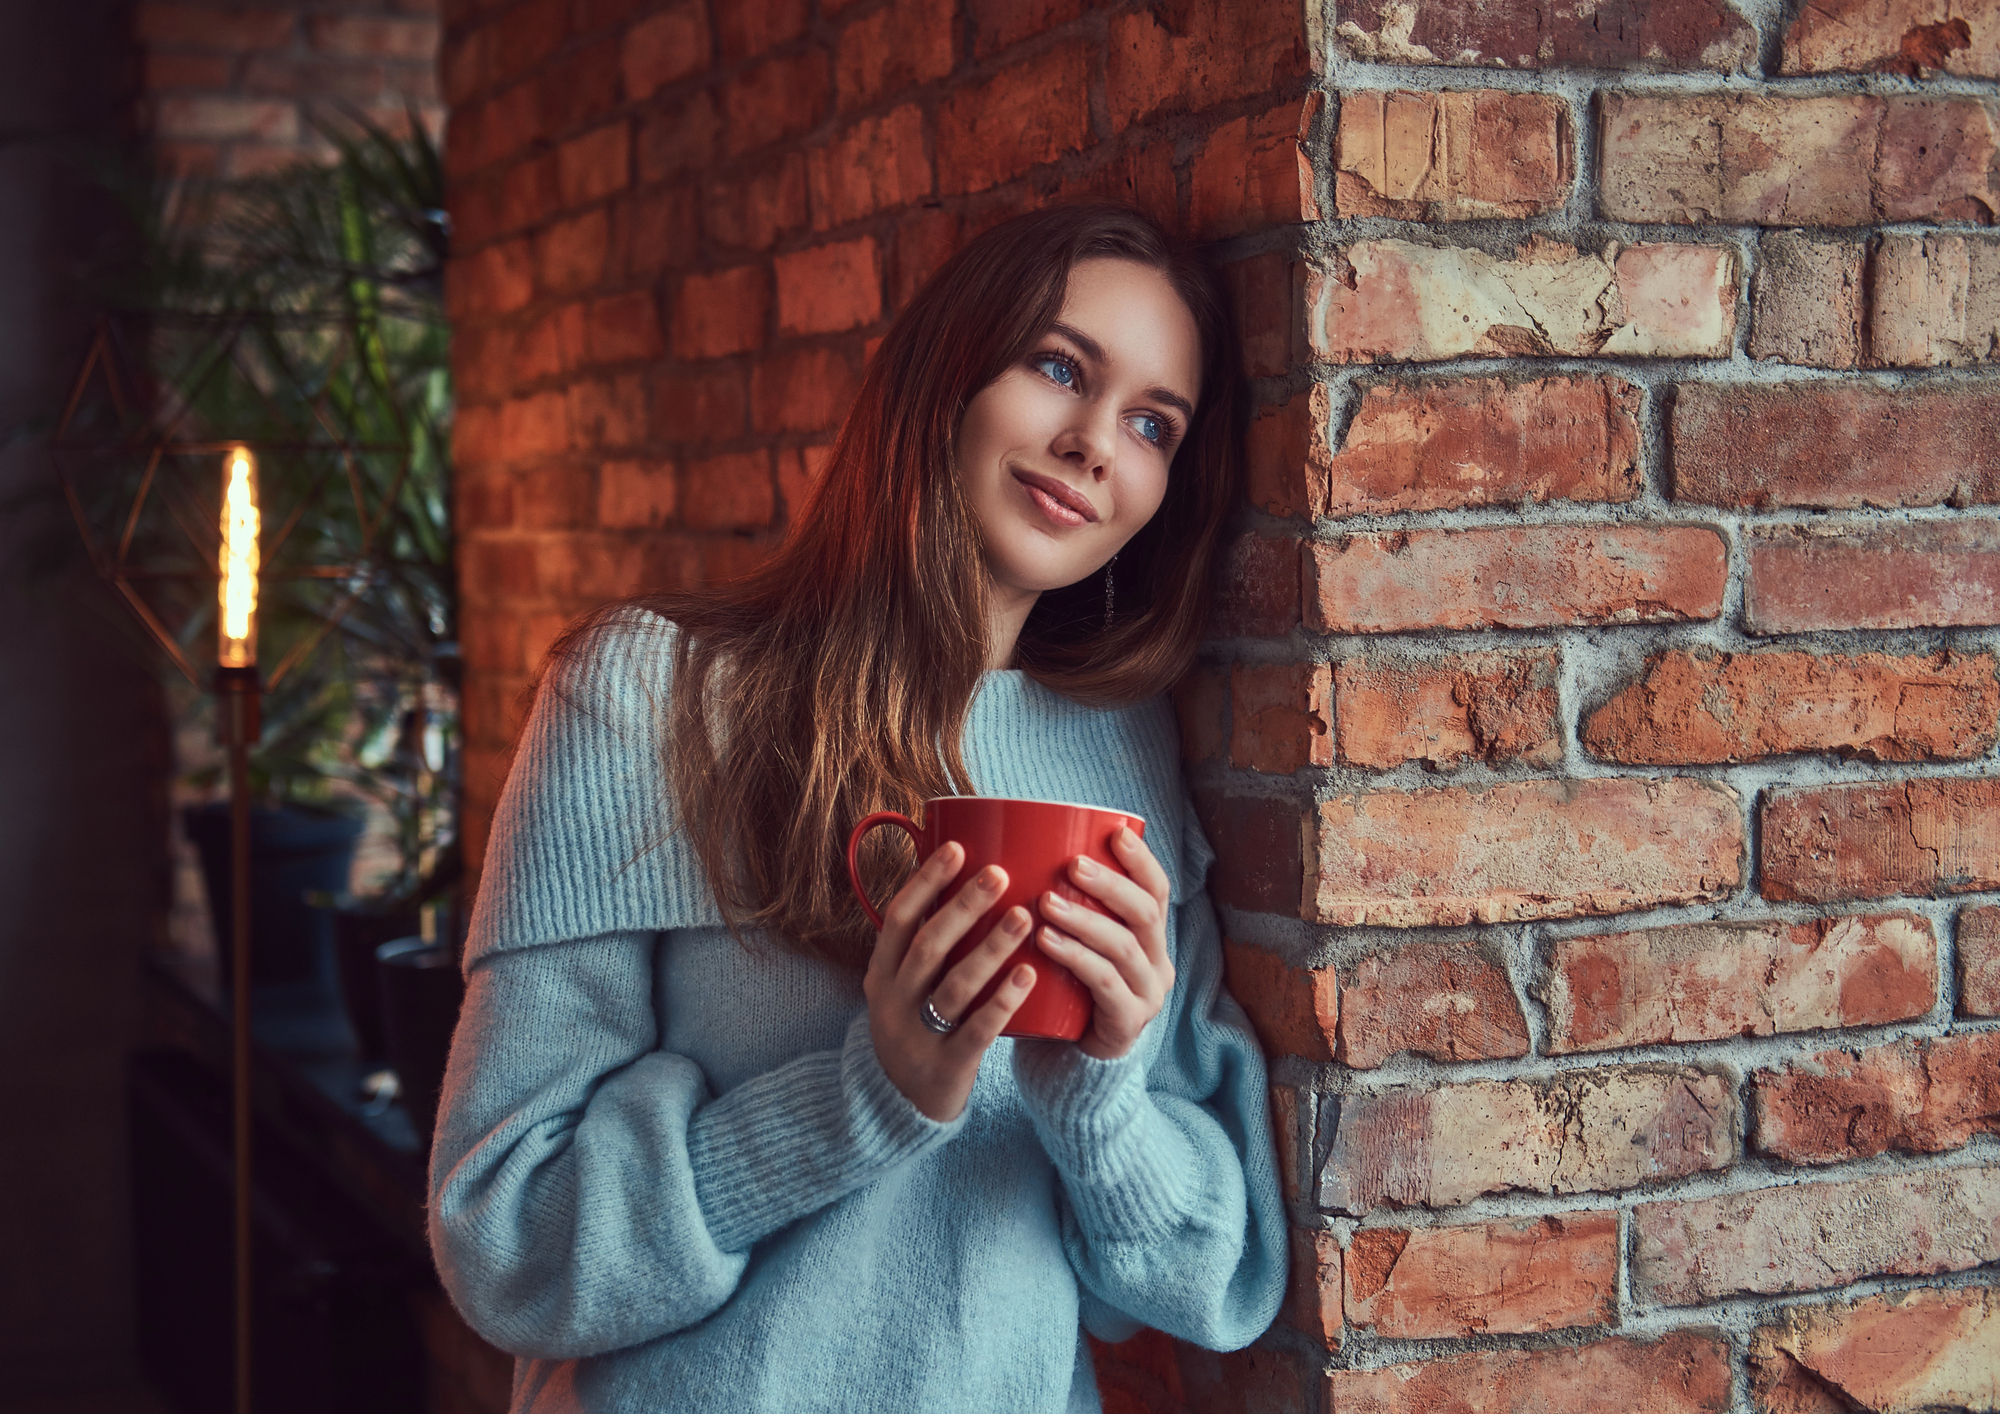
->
[217,447,261,1414]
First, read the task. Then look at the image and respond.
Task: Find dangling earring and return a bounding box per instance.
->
[1102,552,1119,630]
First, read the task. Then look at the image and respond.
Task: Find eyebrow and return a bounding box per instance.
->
[1048,320,1197,422]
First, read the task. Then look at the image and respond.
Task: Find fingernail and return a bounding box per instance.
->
[1004,907,1030,934]
[1074,856,1099,877]
[1120,826,1138,845]
[1043,892,1071,914]
[980,867,1004,891]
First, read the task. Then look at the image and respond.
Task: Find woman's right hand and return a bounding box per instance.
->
[863,842,1036,1121]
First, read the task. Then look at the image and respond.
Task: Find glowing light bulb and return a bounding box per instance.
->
[218,447,260,669]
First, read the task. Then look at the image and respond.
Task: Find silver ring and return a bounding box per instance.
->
[920,996,957,1035]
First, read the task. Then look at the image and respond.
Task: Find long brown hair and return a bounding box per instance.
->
[558,203,1243,966]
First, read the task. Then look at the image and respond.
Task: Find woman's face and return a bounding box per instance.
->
[957,257,1202,612]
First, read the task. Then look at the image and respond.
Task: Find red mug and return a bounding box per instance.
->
[846,797,1147,1041]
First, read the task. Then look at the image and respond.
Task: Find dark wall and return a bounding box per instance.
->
[0,0,171,1394]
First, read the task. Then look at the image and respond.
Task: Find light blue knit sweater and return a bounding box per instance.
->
[428,612,1287,1412]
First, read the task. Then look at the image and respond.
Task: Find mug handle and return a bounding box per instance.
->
[846,811,922,930]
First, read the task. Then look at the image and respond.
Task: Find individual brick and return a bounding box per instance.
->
[1169,664,1225,768]
[1752,1031,2000,1163]
[1189,97,1320,240]
[1337,942,1530,1068]
[1198,794,1304,917]
[1745,521,2000,634]
[682,451,775,531]
[1583,649,2000,765]
[1229,662,1332,775]
[1283,1226,1342,1350]
[1635,1167,2000,1307]
[1783,0,2000,78]
[1764,778,2000,904]
[1335,90,1572,221]
[1308,237,1737,363]
[1546,913,1939,1055]
[637,90,720,184]
[1104,0,1310,132]
[719,49,830,157]
[1870,233,2000,367]
[533,209,609,297]
[1220,942,1336,1062]
[497,390,568,461]
[1269,1084,1302,1206]
[809,106,931,231]
[621,0,709,103]
[598,459,676,530]
[450,239,534,319]
[154,96,299,144]
[1223,251,1302,381]
[1324,376,1641,517]
[1750,232,1865,368]
[582,292,661,366]
[834,0,954,112]
[1243,387,1331,522]
[1346,1213,1618,1338]
[1673,382,2000,509]
[1319,1069,1736,1213]
[936,43,1090,196]
[1961,905,2000,1017]
[1750,1286,2000,1414]
[714,0,808,62]
[670,264,769,360]
[749,347,860,436]
[775,237,881,337]
[1212,531,1299,638]
[1334,0,1755,72]
[651,367,748,446]
[1309,778,1742,929]
[1334,650,1562,771]
[1307,525,1727,634]
[1601,93,2000,226]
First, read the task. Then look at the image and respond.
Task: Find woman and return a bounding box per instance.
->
[429,203,1287,1412]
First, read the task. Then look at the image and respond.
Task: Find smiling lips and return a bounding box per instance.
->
[1012,469,1099,527]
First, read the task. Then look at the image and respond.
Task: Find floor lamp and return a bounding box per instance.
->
[52,316,408,1414]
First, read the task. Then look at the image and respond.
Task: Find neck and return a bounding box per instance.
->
[985,584,1038,670]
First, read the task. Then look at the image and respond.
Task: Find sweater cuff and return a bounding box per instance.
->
[1011,1041,1195,1243]
[688,1012,962,1254]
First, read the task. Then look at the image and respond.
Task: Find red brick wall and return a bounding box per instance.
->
[1192,1,2000,1409]
[441,0,2000,1408]
[136,0,443,177]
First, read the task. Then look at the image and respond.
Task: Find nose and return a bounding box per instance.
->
[1050,400,1118,480]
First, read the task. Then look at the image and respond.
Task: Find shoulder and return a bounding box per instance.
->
[540,606,681,729]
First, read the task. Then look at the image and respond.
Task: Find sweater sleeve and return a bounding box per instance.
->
[1009,878,1288,1352]
[427,616,962,1359]
[428,937,959,1360]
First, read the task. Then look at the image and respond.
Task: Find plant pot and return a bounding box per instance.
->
[183,803,365,988]
[375,938,463,1150]
[328,907,420,1067]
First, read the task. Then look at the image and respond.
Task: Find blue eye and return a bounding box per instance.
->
[1131,413,1165,446]
[1033,353,1078,388]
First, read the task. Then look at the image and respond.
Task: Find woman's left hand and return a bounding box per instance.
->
[1035,826,1174,1061]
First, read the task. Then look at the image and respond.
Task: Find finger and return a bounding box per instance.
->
[873,843,964,977]
[1039,890,1148,978]
[1111,825,1172,901]
[927,907,1032,1023]
[898,865,1009,990]
[1035,926,1147,1012]
[946,963,1036,1052]
[1063,855,1165,959]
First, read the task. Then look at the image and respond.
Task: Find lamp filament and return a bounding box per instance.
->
[218,447,260,669]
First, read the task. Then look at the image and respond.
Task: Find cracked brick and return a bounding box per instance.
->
[1752,1031,2000,1164]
